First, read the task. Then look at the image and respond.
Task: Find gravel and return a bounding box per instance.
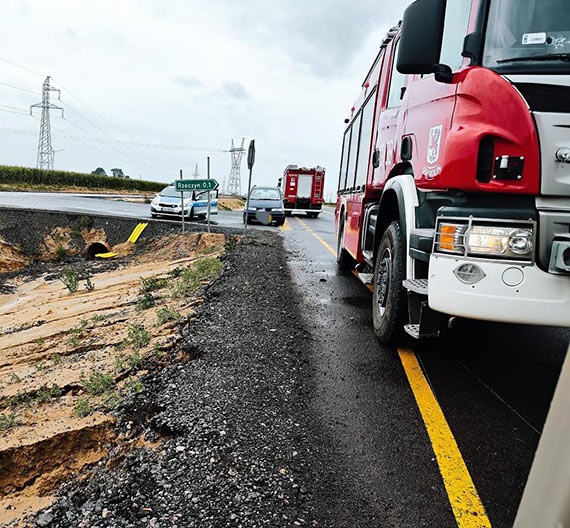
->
[32,231,326,528]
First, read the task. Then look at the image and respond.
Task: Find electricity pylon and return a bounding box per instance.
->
[30,76,64,170]
[226,138,245,195]
[192,163,200,179]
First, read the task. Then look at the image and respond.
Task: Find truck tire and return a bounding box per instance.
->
[372,221,407,344]
[336,213,353,270]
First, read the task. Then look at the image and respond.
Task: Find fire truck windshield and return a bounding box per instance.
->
[483,0,570,72]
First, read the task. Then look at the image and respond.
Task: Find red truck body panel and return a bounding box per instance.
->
[336,23,541,263]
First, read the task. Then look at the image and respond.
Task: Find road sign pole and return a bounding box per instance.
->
[207,156,211,233]
[244,140,256,234]
[180,169,185,234]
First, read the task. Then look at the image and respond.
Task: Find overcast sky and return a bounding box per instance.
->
[0,0,409,199]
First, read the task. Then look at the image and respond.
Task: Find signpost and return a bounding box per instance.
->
[179,169,185,234]
[244,139,255,234]
[207,157,211,233]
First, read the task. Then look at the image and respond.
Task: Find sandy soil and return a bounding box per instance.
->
[218,196,245,211]
[0,232,227,526]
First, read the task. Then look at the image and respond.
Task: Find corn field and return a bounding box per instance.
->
[0,165,165,192]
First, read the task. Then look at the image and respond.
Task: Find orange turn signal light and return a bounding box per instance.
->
[439,224,457,251]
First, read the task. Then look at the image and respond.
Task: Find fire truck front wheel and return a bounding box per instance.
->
[372,221,407,344]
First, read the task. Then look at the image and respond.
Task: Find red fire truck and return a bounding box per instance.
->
[279,165,325,217]
[335,0,570,343]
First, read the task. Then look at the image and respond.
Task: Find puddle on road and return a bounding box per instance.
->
[0,232,228,526]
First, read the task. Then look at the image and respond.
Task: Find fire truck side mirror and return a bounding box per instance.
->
[372,149,381,169]
[397,0,446,75]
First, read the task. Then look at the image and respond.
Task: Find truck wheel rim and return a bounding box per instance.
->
[377,248,391,316]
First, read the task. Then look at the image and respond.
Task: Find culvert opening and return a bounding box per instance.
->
[86,242,110,260]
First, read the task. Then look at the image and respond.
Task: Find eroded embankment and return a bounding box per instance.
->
[0,229,231,526]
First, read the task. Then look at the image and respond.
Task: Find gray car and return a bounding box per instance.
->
[243,186,285,226]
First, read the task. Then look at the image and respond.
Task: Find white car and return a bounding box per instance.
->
[150,186,218,220]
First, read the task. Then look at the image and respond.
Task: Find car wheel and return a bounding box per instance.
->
[151,213,157,218]
[285,211,292,217]
[336,213,353,270]
[372,221,407,345]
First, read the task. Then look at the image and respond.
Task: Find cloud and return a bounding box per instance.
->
[218,81,249,100]
[175,76,204,89]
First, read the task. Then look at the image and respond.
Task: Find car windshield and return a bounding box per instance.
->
[483,0,570,72]
[249,188,281,200]
[159,187,191,199]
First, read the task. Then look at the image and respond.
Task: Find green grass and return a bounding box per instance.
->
[61,267,79,293]
[56,244,67,261]
[75,398,92,417]
[82,372,115,395]
[156,306,182,325]
[139,276,169,293]
[136,292,156,311]
[115,351,143,372]
[128,325,150,350]
[171,257,224,298]
[0,412,18,430]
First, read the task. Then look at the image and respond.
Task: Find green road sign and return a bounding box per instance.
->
[175,179,218,191]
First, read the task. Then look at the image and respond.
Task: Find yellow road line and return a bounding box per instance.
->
[279,220,292,231]
[294,214,488,525]
[398,348,492,528]
[293,216,337,257]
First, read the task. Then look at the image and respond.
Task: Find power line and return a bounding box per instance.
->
[0,57,46,77]
[0,80,40,96]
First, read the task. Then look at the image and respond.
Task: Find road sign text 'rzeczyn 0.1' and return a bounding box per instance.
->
[175,179,218,191]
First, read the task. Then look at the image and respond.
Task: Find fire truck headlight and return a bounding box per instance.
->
[466,226,533,259]
[507,229,534,255]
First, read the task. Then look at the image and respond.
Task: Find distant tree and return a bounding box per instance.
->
[91,167,107,176]
[111,168,124,178]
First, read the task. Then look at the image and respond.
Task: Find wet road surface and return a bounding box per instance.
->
[281,210,569,527]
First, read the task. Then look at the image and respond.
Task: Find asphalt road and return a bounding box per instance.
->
[281,210,569,527]
[0,191,273,230]
[1,191,568,524]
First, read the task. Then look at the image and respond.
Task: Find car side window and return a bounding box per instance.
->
[346,112,362,190]
[338,126,351,192]
[386,40,406,109]
[440,0,473,70]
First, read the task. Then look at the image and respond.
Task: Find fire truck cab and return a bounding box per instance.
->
[335,0,570,342]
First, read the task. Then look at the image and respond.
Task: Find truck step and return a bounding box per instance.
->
[404,324,439,340]
[356,272,374,286]
[402,279,428,295]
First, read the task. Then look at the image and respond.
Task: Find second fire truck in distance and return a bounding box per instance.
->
[335,0,570,343]
[279,165,325,217]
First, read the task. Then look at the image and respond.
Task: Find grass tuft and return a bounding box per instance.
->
[82,372,115,395]
[156,306,182,325]
[0,412,18,430]
[75,398,92,417]
[61,267,79,293]
[128,325,150,350]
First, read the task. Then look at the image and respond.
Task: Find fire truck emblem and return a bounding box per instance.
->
[427,125,443,164]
